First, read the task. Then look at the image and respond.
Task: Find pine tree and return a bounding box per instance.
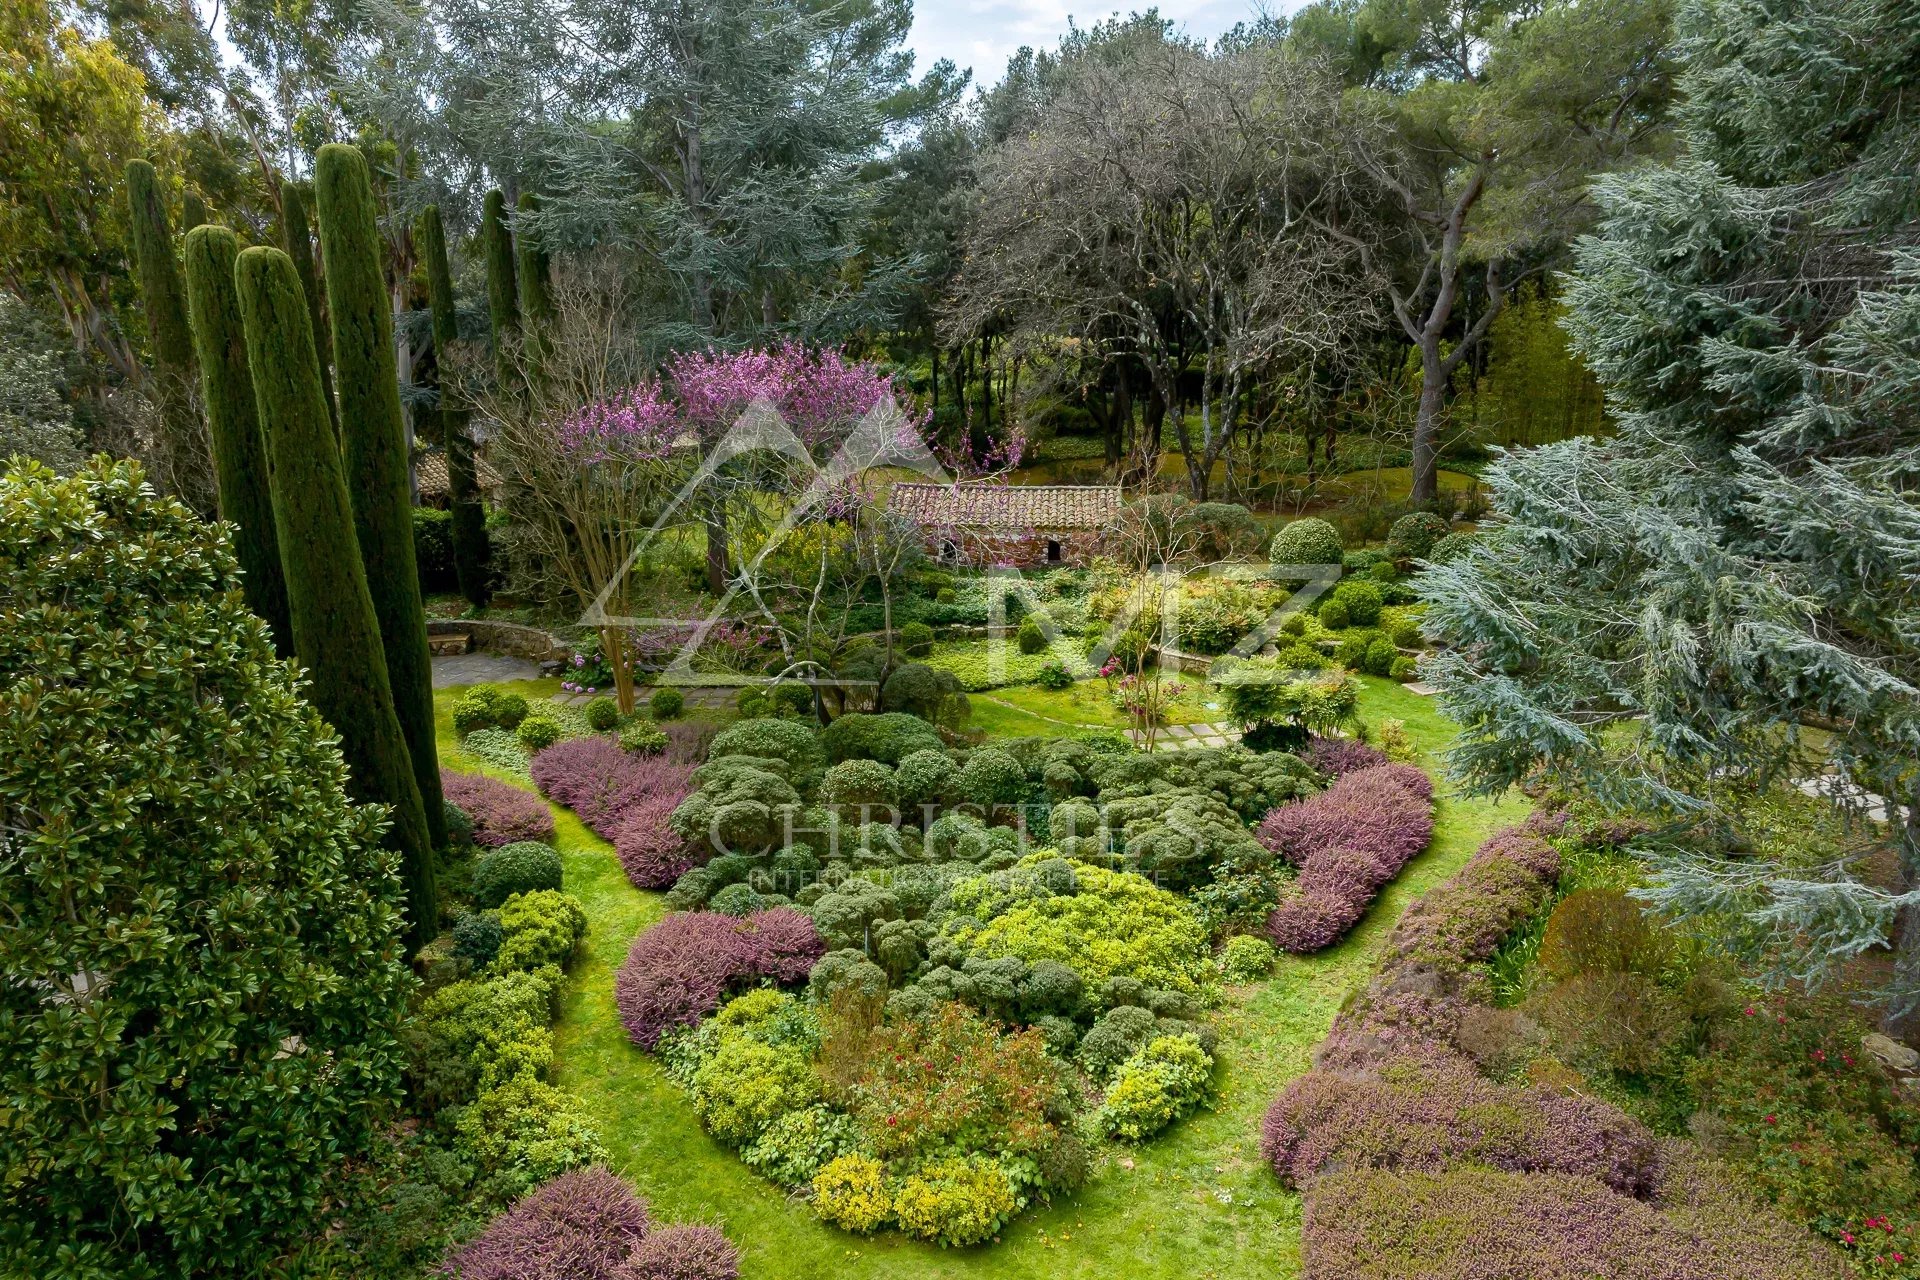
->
[1420,0,1920,1019]
[234,245,439,947]
[418,203,492,608]
[313,143,448,851]
[181,224,293,655]
[124,158,215,516]
[280,179,338,432]
[482,188,518,389]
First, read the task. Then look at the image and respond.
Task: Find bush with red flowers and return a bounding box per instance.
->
[442,769,558,848]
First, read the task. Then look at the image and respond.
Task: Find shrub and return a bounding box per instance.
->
[1385,511,1450,562]
[824,712,947,769]
[1269,517,1344,569]
[584,697,620,731]
[811,1154,892,1233]
[405,967,561,1110]
[496,890,589,972]
[892,1156,1019,1246]
[454,911,505,967]
[1316,597,1349,629]
[880,662,971,727]
[900,621,935,657]
[1078,1006,1160,1079]
[1387,615,1424,648]
[894,749,957,813]
[443,770,558,848]
[439,1166,649,1280]
[1374,719,1418,762]
[1389,655,1418,681]
[767,682,814,719]
[1036,660,1075,689]
[1302,1164,1844,1280]
[446,799,477,848]
[1426,530,1474,564]
[689,1031,819,1147]
[647,687,684,720]
[820,758,897,819]
[472,842,564,908]
[619,719,668,756]
[735,687,768,717]
[1304,735,1388,778]
[1260,1056,1658,1195]
[669,759,801,856]
[530,738,695,842]
[1220,934,1276,982]
[614,909,825,1049]
[1016,617,1047,654]
[954,747,1028,807]
[1361,637,1397,677]
[1097,1034,1214,1141]
[494,693,532,730]
[665,720,719,765]
[453,1074,607,1201]
[1368,558,1397,581]
[618,1224,740,1280]
[1331,579,1383,627]
[455,686,506,735]
[1537,888,1669,981]
[710,718,825,781]
[741,1105,860,1187]
[1256,763,1433,867]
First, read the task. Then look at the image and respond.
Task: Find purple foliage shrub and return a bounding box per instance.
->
[664,720,719,766]
[531,738,697,890]
[614,799,698,889]
[1304,735,1387,778]
[1257,763,1435,954]
[442,769,558,848]
[1260,1056,1658,1196]
[614,908,824,1049]
[1302,1163,1845,1280]
[441,1166,650,1280]
[615,1225,740,1280]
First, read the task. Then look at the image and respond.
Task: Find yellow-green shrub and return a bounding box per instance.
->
[812,1153,893,1232]
[690,1030,820,1147]
[892,1155,1018,1246]
[494,889,588,972]
[1095,1034,1215,1141]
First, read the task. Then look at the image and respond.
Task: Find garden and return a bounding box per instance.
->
[5,0,1919,1276]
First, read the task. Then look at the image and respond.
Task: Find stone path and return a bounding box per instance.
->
[431,652,545,688]
[551,684,741,709]
[1127,721,1242,751]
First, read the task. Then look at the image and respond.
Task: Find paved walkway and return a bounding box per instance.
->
[431,653,545,688]
[1127,721,1243,751]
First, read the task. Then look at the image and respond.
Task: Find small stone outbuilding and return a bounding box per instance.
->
[889,482,1119,569]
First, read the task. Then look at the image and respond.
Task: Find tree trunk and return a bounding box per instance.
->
[1413,341,1446,507]
[604,625,636,715]
[705,512,727,596]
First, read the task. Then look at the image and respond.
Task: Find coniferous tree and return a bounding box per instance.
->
[280,179,337,431]
[514,190,552,384]
[181,224,293,654]
[181,189,206,230]
[419,204,491,608]
[482,188,518,389]
[124,158,216,515]
[234,244,439,946]
[1421,0,1920,1019]
[313,143,447,850]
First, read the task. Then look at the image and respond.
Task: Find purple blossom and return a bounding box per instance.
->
[556,383,679,465]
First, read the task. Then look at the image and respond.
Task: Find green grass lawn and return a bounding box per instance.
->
[431,674,1525,1280]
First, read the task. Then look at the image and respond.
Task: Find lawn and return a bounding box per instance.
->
[431,675,1526,1280]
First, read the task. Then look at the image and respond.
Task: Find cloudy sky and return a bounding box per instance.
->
[906,0,1287,87]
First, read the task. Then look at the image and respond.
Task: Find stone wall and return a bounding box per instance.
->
[427,618,571,662]
[925,526,1107,570]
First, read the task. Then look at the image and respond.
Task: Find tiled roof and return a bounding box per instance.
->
[415,449,503,497]
[889,482,1121,530]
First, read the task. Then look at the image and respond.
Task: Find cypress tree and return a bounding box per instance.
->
[234,244,438,947]
[515,191,552,384]
[124,158,215,517]
[181,224,294,655]
[419,205,492,609]
[181,190,207,231]
[482,189,519,389]
[281,180,337,433]
[313,143,448,851]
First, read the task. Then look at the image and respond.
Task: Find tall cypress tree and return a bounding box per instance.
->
[419,205,492,609]
[313,143,447,851]
[181,225,293,655]
[514,191,552,385]
[482,189,519,390]
[281,180,338,433]
[181,191,207,231]
[234,245,439,947]
[124,159,215,517]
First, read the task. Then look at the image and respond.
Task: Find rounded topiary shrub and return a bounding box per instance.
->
[619,719,669,756]
[452,910,504,966]
[516,711,564,751]
[493,691,530,730]
[1333,580,1383,627]
[955,747,1028,808]
[1363,637,1398,677]
[471,840,565,908]
[584,695,620,731]
[821,758,897,818]
[1269,517,1344,569]
[1386,510,1451,562]
[900,621,935,658]
[1317,597,1350,630]
[0,460,415,1277]
[649,687,685,720]
[1017,617,1047,654]
[1427,530,1475,564]
[819,711,943,765]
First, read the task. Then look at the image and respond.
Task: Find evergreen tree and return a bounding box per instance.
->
[0,458,413,1277]
[418,203,491,608]
[515,190,552,384]
[234,244,440,946]
[181,224,294,654]
[181,189,206,230]
[280,179,337,432]
[313,143,448,850]
[1420,0,1920,1017]
[482,188,518,389]
[124,157,216,516]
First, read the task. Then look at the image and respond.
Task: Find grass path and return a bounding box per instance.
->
[434,677,1527,1280]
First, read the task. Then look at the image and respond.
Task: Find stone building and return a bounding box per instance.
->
[888,482,1120,568]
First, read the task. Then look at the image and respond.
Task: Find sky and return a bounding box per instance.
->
[906,0,1286,88]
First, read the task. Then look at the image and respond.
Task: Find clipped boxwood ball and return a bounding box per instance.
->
[471,840,563,908]
[584,696,620,731]
[649,687,685,720]
[1269,518,1343,569]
